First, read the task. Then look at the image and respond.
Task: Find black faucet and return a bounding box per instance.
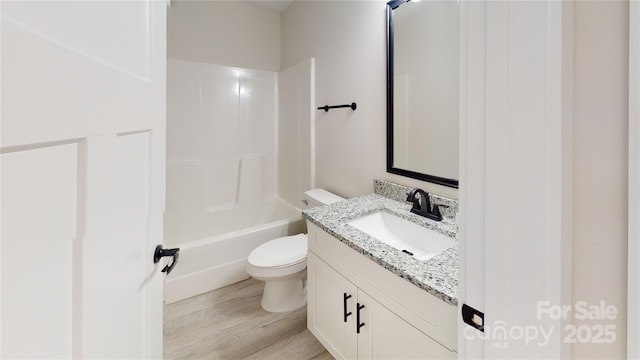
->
[406,188,443,221]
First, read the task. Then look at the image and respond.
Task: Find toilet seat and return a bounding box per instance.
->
[248,234,307,268]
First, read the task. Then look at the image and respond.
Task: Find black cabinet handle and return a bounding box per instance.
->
[343,293,352,322]
[356,303,365,333]
[154,245,180,275]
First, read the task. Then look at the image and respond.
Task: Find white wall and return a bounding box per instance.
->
[281,0,459,200]
[572,1,629,358]
[168,0,281,72]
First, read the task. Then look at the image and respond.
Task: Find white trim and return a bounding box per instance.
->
[544,2,573,358]
[457,1,487,358]
[628,1,640,358]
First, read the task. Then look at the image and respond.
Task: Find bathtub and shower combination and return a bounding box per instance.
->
[165,58,314,303]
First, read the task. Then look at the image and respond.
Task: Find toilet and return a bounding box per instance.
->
[246,189,345,312]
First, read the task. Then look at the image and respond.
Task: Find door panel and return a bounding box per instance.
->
[79,134,149,357]
[2,1,152,76]
[1,2,161,148]
[1,144,78,358]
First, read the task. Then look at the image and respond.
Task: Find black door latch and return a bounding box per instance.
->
[462,304,484,332]
[154,245,180,275]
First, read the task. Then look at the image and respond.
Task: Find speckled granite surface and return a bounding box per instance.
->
[303,185,459,305]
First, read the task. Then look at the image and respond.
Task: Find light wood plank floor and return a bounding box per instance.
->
[164,278,333,360]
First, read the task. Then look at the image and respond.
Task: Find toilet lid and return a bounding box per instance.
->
[248,234,308,268]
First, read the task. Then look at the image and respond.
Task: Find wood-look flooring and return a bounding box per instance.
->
[164,278,333,360]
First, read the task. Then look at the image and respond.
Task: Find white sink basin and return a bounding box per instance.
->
[347,211,454,261]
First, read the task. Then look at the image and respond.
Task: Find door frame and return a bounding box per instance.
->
[628,1,639,357]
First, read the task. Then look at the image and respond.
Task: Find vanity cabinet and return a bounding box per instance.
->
[307,222,457,360]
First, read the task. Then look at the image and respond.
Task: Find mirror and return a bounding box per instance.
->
[386,0,459,188]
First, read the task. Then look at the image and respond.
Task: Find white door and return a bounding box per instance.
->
[1,1,166,358]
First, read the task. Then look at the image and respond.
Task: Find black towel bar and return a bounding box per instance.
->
[317,102,357,112]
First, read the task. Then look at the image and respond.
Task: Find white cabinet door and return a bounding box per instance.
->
[1,1,166,358]
[308,253,358,359]
[357,290,456,360]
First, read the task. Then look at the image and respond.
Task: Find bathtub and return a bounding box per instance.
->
[163,197,305,304]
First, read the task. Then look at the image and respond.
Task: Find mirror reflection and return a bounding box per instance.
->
[387,0,459,188]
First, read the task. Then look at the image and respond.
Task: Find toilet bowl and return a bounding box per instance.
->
[246,189,344,312]
[246,234,308,312]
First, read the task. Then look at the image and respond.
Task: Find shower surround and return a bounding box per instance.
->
[165,58,313,303]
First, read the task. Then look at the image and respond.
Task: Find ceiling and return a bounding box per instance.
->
[245,0,294,13]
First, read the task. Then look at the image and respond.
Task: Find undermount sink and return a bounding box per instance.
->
[347,211,454,261]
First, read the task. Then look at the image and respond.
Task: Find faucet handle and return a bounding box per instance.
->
[406,188,419,202]
[406,188,428,199]
[431,204,443,221]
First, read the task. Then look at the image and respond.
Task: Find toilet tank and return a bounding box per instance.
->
[303,189,345,209]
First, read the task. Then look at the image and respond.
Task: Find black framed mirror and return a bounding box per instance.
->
[386,0,459,188]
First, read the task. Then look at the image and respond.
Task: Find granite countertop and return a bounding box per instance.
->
[303,193,458,305]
